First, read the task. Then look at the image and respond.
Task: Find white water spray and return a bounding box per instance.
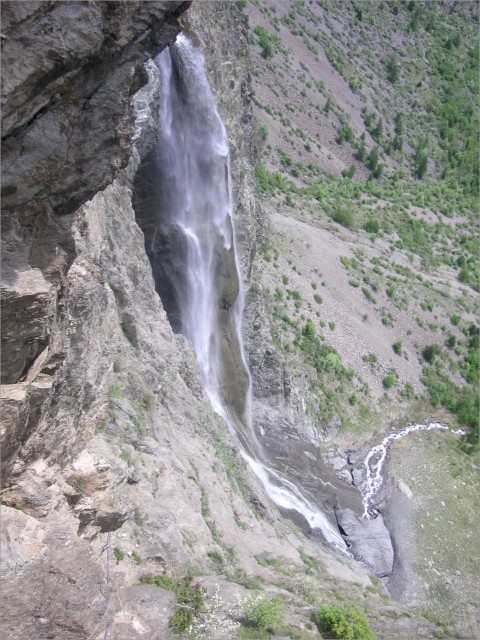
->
[361,422,465,517]
[154,36,346,551]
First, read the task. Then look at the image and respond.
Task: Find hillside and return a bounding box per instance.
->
[243,0,479,635]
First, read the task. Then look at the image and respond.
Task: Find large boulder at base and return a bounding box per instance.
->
[335,508,394,577]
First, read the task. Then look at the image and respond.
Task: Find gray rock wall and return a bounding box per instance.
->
[0,4,317,638]
[1,0,189,215]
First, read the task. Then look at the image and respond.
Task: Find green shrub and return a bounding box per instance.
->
[170,607,193,634]
[422,344,442,363]
[314,603,375,639]
[392,341,403,355]
[382,372,398,389]
[243,595,285,632]
[331,207,355,228]
[367,147,379,171]
[342,165,356,178]
[140,572,204,634]
[113,547,124,565]
[254,26,281,59]
[303,320,316,339]
[364,219,380,234]
[109,383,124,400]
[386,55,399,83]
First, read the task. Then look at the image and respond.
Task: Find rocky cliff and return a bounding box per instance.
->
[0,2,450,639]
[0,3,347,638]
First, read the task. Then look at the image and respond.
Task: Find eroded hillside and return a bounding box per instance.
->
[242,0,479,636]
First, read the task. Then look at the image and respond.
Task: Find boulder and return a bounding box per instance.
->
[335,508,394,577]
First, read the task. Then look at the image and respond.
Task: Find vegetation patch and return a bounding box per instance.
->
[140,571,205,633]
[314,603,375,639]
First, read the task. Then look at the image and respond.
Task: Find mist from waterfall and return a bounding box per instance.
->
[153,35,346,551]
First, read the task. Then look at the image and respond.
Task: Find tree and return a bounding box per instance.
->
[386,55,399,83]
[414,139,428,178]
[367,147,379,171]
[372,118,383,142]
[415,150,428,178]
[394,113,403,136]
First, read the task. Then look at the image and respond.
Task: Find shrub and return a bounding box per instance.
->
[140,572,204,634]
[303,320,316,339]
[392,341,403,355]
[367,147,379,171]
[386,55,399,83]
[314,603,375,639]
[109,383,124,400]
[422,344,442,363]
[383,372,398,389]
[243,595,285,631]
[113,547,124,565]
[331,207,355,228]
[254,26,281,59]
[170,607,192,633]
[342,165,356,178]
[364,219,380,234]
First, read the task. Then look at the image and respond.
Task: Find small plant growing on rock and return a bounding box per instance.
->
[109,382,124,400]
[140,571,205,634]
[113,547,124,565]
[314,603,375,639]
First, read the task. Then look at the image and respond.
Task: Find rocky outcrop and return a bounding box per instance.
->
[335,508,394,577]
[1,0,189,215]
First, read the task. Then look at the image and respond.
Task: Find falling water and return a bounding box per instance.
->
[150,35,346,551]
[361,422,465,517]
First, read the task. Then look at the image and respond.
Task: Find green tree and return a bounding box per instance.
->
[394,113,404,136]
[386,55,399,83]
[356,138,366,160]
[372,119,383,142]
[367,147,379,171]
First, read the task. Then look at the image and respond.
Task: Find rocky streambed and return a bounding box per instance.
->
[319,421,468,591]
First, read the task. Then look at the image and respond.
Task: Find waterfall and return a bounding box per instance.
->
[142,35,346,551]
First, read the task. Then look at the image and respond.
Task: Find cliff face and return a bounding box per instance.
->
[1,0,189,215]
[0,4,351,639]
